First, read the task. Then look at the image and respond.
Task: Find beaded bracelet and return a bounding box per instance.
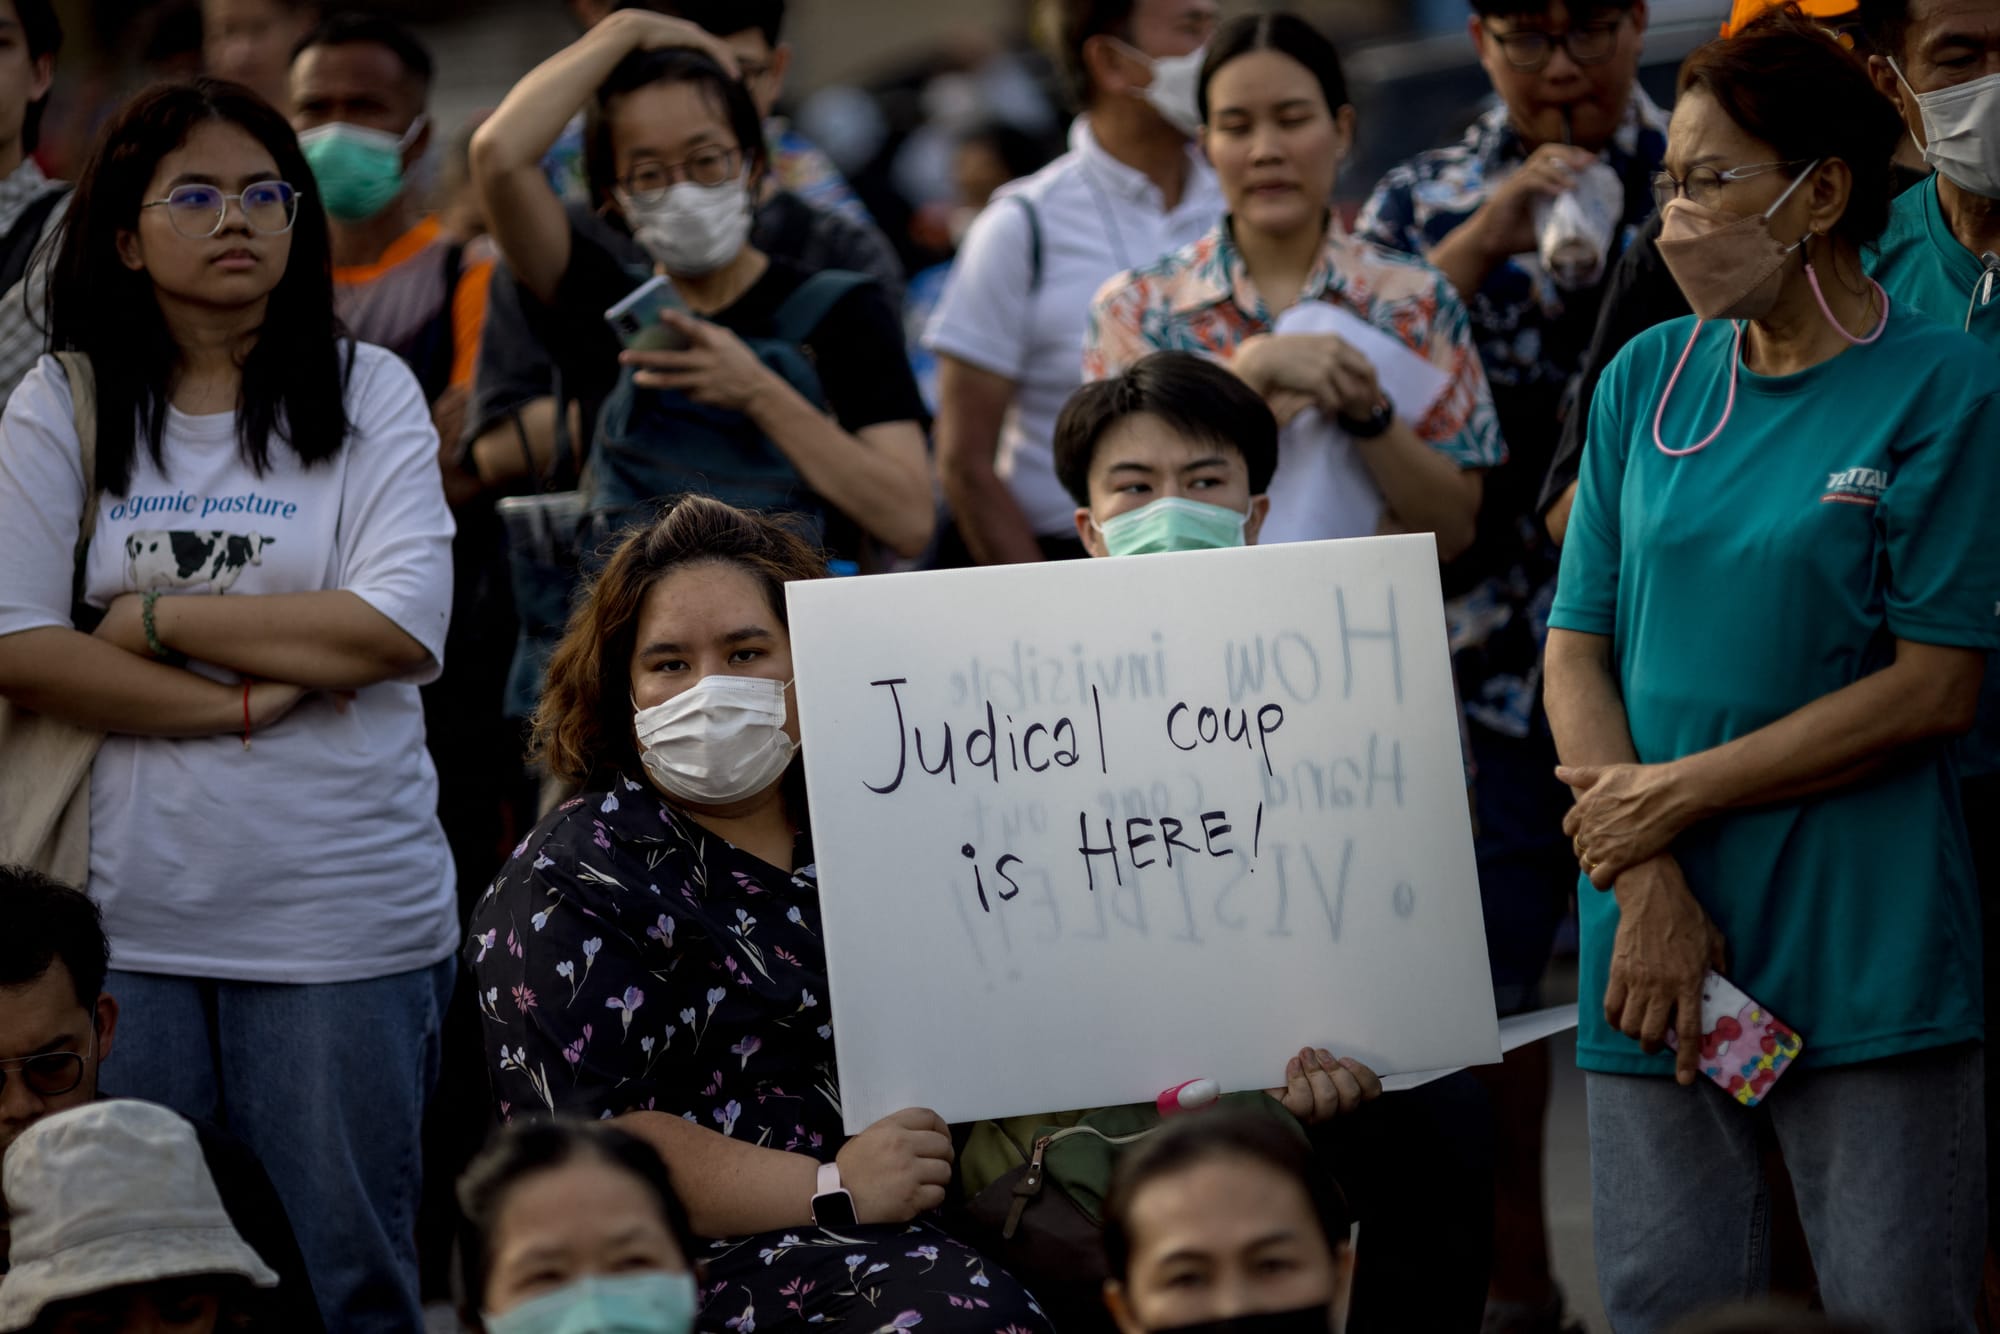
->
[141,590,169,659]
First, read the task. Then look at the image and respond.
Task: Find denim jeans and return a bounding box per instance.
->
[101,959,454,1334]
[1587,1044,1985,1333]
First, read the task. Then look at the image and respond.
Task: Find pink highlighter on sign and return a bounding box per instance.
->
[1665,971,1805,1108]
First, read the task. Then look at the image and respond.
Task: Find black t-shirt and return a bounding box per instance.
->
[466,192,908,452]
[1536,211,1683,519]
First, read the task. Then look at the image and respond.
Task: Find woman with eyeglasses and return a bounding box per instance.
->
[470,9,933,566]
[0,80,456,1334]
[1544,15,2000,1329]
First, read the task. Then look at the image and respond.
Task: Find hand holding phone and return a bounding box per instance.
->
[1665,971,1804,1108]
[605,275,693,352]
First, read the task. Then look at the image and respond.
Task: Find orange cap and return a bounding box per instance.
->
[1719,0,1858,38]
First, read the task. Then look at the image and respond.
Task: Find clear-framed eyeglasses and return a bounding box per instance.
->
[140,181,302,239]
[1649,161,1810,213]
[617,147,744,204]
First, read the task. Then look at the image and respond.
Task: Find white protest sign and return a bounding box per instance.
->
[788,536,1498,1133]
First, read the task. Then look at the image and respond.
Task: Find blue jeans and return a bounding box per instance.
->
[1587,1044,1985,1332]
[102,960,454,1334]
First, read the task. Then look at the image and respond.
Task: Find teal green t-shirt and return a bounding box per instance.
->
[1871,177,2000,776]
[1550,309,2000,1075]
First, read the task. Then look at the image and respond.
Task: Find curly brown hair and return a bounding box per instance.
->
[531,496,829,790]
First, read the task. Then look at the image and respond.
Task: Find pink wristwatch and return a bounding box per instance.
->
[811,1161,857,1228]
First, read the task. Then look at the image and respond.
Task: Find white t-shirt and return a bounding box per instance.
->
[924,118,1224,537]
[0,343,459,984]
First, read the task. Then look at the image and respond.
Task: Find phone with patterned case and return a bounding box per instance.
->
[1664,971,1804,1108]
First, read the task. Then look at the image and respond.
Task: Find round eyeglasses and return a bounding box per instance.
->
[0,1049,85,1098]
[141,181,302,240]
[617,147,744,203]
[1650,161,1808,213]
[1488,20,1624,71]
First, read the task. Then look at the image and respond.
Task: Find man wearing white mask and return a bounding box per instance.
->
[1859,0,2000,1265]
[924,0,1225,565]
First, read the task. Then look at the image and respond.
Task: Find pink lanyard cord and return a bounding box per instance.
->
[1652,270,1891,458]
[1652,320,1742,457]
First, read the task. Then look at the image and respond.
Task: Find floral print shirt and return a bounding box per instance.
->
[1083,217,1505,472]
[1354,93,1668,739]
[470,777,842,1153]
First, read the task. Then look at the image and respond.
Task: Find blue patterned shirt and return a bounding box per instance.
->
[1356,92,1668,738]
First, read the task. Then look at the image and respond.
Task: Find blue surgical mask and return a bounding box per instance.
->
[486,1272,699,1334]
[1094,496,1249,556]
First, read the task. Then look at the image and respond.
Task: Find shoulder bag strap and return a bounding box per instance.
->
[52,351,98,608]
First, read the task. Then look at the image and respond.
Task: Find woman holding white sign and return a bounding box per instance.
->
[1082,13,1503,557]
[1545,15,2000,1329]
[466,495,1054,1334]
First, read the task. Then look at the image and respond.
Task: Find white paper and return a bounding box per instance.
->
[1260,302,1455,546]
[789,536,1499,1131]
[1377,1004,1580,1093]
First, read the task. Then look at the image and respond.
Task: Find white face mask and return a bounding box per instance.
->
[1891,63,2000,200]
[1113,39,1207,139]
[621,175,755,276]
[634,675,796,806]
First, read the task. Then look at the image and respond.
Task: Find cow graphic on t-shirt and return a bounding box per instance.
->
[124,530,277,593]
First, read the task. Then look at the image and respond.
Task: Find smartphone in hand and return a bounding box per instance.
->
[605,275,693,352]
[1665,971,1804,1108]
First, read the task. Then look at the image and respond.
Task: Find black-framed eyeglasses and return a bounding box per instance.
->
[140,181,302,240]
[0,1050,86,1098]
[1487,19,1625,70]
[617,147,744,202]
[1649,160,1808,212]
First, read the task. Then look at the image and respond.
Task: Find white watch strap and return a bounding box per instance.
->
[817,1162,843,1196]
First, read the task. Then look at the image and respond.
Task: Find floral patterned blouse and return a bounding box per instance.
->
[468,776,1055,1334]
[470,777,842,1149]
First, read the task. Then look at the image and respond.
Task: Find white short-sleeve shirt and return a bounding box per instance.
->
[0,343,460,984]
[923,118,1224,537]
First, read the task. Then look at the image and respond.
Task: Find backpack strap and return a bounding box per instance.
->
[52,351,98,616]
[0,184,69,295]
[769,269,873,345]
[1013,196,1043,294]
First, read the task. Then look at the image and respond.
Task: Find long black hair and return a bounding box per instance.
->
[44,78,351,498]
[1197,13,1350,127]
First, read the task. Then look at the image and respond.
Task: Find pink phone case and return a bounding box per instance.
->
[1664,971,1804,1108]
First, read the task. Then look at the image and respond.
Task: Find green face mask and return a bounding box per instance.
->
[298,117,425,222]
[1095,496,1249,556]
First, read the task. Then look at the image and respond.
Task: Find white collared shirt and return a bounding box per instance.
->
[924,117,1224,537]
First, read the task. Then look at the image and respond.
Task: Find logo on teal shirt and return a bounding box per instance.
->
[1822,467,1888,506]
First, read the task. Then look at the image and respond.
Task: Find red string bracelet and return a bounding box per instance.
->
[241,680,252,751]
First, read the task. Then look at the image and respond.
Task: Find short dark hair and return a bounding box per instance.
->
[0,866,109,1009]
[1198,12,1349,127]
[455,1119,700,1326]
[630,0,787,47]
[1053,351,1280,506]
[585,46,768,207]
[1853,0,1912,62]
[13,0,63,156]
[1468,0,1638,18]
[292,11,434,89]
[1037,0,1140,108]
[1102,1110,1350,1282]
[1677,9,1903,249]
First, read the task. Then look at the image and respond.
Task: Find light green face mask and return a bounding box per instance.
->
[297,116,425,222]
[486,1271,698,1334]
[1095,496,1249,556]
